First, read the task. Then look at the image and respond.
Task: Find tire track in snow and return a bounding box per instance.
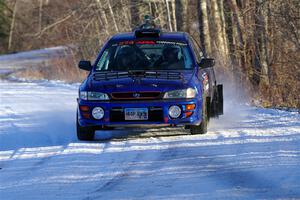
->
[87,134,184,199]
[86,126,300,199]
[85,139,139,199]
[0,144,70,189]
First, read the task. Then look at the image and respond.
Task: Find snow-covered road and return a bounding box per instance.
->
[0,80,300,200]
[0,46,70,75]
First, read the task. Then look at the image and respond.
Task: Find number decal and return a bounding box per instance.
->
[202,73,209,93]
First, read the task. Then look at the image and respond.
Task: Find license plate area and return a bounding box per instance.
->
[125,108,148,120]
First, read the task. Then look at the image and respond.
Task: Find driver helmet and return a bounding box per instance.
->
[118,46,137,66]
[162,46,181,63]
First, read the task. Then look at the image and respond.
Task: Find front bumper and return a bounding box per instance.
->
[77,99,202,127]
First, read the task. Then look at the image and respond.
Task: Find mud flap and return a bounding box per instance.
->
[217,84,223,115]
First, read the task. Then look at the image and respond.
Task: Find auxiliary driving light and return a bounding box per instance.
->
[92,107,104,119]
[168,105,181,119]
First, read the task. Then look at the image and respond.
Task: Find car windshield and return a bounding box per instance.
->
[95,40,194,71]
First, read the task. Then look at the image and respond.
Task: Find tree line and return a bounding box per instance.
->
[0,0,299,108]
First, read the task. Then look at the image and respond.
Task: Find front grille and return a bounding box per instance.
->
[111,92,161,100]
[110,107,163,122]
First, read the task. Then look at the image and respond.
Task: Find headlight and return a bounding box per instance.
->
[163,88,196,99]
[80,91,88,100]
[79,91,109,100]
[88,92,109,100]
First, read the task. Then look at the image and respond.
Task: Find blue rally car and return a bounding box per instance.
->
[77,22,223,140]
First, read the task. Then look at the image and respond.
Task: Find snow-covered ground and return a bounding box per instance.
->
[0,80,300,200]
[0,46,70,74]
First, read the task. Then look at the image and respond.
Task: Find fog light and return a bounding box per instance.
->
[92,107,104,119]
[168,105,181,118]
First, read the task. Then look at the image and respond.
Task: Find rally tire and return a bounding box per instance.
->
[190,97,208,135]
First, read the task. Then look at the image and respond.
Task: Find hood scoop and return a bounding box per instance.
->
[93,71,182,81]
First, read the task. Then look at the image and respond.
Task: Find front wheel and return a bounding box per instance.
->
[190,98,208,135]
[76,114,95,141]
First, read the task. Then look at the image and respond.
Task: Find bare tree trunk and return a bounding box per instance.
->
[95,18,101,39]
[130,0,140,29]
[38,0,43,33]
[218,0,229,59]
[171,0,177,31]
[157,2,166,29]
[93,2,105,37]
[165,0,173,31]
[121,0,131,31]
[256,0,270,96]
[199,0,211,55]
[96,0,109,36]
[229,0,244,48]
[8,0,17,51]
[227,0,245,70]
[148,1,152,16]
[107,0,119,32]
[175,0,187,32]
[211,0,228,63]
[153,1,158,20]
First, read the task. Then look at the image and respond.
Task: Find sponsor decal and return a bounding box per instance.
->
[135,40,156,45]
[119,41,135,45]
[156,41,187,46]
[118,40,187,46]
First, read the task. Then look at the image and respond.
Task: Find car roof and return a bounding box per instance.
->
[110,31,190,43]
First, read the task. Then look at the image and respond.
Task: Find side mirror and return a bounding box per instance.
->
[78,60,92,71]
[199,58,215,68]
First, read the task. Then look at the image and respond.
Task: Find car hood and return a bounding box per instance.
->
[86,70,196,93]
